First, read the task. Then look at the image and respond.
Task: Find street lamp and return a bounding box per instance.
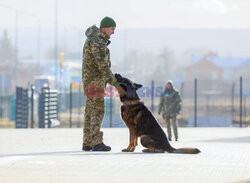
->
[55,0,58,89]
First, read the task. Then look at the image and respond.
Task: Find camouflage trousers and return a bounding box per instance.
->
[83,95,105,147]
[165,116,178,140]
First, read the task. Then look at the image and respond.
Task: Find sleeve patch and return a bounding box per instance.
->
[99,46,106,58]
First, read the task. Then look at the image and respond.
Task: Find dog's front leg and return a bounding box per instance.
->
[134,137,138,146]
[122,127,137,152]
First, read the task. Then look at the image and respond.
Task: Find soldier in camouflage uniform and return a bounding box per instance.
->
[158,80,181,141]
[82,17,120,151]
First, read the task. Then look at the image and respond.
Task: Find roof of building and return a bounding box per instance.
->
[192,56,250,67]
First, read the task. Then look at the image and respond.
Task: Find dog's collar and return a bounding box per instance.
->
[122,99,143,106]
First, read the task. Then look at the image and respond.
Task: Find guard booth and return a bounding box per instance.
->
[38,87,60,128]
[15,87,29,128]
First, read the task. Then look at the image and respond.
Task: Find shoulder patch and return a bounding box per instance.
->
[100,46,105,50]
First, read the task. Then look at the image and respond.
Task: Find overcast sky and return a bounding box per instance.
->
[0,0,250,30]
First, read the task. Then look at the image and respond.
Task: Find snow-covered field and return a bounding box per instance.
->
[0,128,250,183]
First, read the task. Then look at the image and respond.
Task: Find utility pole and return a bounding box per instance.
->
[15,10,18,88]
[37,19,40,75]
[55,0,58,89]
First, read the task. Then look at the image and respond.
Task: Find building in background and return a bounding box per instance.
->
[189,55,250,82]
[185,58,223,82]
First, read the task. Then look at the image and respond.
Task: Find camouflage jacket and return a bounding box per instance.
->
[158,87,181,118]
[82,25,117,94]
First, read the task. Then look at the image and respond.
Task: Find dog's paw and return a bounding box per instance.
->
[122,148,130,152]
[122,148,135,152]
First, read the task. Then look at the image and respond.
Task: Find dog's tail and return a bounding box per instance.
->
[168,147,200,154]
[163,141,200,154]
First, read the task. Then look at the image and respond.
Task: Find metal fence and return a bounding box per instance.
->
[0,77,249,128]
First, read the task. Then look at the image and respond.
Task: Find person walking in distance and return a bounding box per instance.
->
[158,80,181,141]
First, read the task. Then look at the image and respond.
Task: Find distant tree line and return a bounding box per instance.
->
[0,30,42,92]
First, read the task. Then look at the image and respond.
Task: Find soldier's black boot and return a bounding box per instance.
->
[92,143,111,151]
[82,145,92,151]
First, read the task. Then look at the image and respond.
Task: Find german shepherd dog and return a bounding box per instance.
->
[115,73,200,154]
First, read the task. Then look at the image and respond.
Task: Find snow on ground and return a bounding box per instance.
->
[0,128,250,183]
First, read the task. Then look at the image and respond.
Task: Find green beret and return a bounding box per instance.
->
[100,17,116,28]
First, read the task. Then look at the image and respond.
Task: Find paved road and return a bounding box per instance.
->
[0,128,250,183]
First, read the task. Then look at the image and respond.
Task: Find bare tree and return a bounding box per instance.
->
[0,30,15,64]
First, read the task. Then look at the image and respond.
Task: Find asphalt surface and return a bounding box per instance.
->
[0,127,250,183]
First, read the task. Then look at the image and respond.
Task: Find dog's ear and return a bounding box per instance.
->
[134,83,143,89]
[115,73,122,81]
